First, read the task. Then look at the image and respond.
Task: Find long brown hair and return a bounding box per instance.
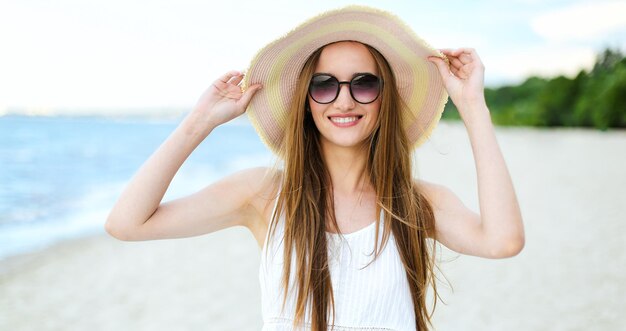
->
[267,42,439,330]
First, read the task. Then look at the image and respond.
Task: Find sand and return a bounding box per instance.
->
[1,122,625,330]
[0,229,262,330]
[418,123,626,330]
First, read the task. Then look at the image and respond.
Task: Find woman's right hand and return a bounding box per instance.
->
[192,70,263,128]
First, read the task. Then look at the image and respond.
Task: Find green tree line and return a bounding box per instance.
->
[442,48,626,129]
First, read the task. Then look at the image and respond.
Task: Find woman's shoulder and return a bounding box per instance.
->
[237,166,282,186]
[413,178,455,206]
[232,166,283,207]
[206,167,282,210]
[233,166,280,180]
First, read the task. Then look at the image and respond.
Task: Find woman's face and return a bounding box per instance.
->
[308,41,381,150]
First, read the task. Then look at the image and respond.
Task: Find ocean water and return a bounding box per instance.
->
[0,115,272,260]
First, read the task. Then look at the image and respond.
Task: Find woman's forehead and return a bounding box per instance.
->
[315,41,378,77]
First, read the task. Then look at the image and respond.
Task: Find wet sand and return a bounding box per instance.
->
[1,122,624,330]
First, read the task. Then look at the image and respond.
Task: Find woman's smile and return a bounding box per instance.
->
[328,114,364,127]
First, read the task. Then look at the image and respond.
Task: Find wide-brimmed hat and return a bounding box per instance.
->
[243,5,448,155]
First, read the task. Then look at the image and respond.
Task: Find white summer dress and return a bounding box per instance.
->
[259,198,417,331]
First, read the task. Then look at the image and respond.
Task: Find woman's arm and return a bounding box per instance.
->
[105,71,264,241]
[425,48,525,258]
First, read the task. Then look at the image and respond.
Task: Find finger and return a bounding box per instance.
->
[216,70,243,84]
[453,66,469,79]
[228,74,245,86]
[440,50,466,67]
[214,80,244,98]
[237,84,263,108]
[439,49,460,58]
[449,65,462,78]
[442,47,475,57]
[428,56,453,82]
[441,49,478,68]
[218,88,243,100]
[449,57,464,70]
[455,48,483,65]
[442,48,484,69]
[457,53,472,65]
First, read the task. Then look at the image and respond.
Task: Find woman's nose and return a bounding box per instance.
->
[333,84,355,111]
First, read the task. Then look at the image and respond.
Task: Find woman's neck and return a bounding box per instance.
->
[320,141,372,194]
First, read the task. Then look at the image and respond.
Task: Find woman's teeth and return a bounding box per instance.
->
[330,116,358,124]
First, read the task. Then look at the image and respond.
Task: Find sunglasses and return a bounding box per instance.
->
[308,73,382,104]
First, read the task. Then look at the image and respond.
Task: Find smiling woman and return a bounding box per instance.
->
[106,5,524,331]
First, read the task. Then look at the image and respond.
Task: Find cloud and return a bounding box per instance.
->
[531,1,626,42]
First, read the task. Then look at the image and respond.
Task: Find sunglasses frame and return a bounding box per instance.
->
[308,73,383,105]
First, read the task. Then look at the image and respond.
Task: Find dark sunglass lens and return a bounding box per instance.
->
[309,75,338,104]
[351,74,380,103]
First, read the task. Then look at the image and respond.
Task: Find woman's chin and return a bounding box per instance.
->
[320,136,371,150]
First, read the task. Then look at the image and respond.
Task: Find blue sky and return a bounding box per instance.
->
[1,0,625,115]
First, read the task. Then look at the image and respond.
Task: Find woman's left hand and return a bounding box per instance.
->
[428,48,487,116]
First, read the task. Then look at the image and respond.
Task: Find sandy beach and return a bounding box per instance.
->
[1,122,625,330]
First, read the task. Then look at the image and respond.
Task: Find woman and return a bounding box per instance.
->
[106,6,524,331]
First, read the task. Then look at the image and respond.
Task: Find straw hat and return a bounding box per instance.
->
[243,5,448,155]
